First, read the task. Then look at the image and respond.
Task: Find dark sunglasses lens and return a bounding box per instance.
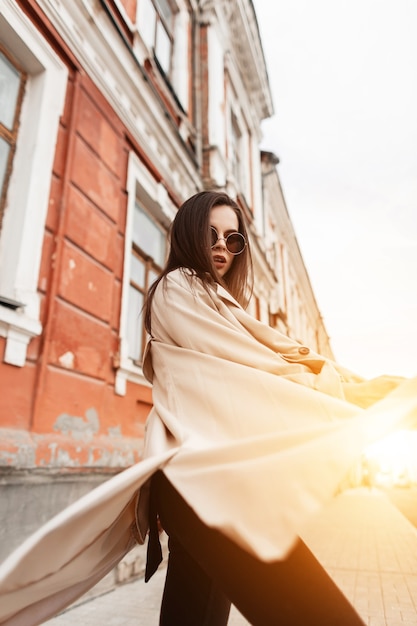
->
[226,233,245,254]
[210,227,218,247]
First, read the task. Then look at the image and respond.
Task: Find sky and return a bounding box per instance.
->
[253,0,417,380]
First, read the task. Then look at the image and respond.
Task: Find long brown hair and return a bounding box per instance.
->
[144,191,253,334]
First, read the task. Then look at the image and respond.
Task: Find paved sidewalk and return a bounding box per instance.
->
[45,488,417,625]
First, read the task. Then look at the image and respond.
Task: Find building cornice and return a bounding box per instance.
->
[210,0,274,121]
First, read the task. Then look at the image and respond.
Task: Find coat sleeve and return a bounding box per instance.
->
[148,270,343,397]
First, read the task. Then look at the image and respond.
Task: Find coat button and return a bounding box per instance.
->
[298,346,310,355]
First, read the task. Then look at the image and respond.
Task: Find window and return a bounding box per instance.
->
[230,113,242,187]
[136,0,191,112]
[116,152,175,396]
[138,0,174,77]
[0,3,67,366]
[0,46,26,231]
[127,202,166,362]
[229,109,252,203]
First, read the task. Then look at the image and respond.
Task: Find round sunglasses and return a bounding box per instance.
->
[210,226,247,255]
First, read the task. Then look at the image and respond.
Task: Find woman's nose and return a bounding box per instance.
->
[213,238,226,249]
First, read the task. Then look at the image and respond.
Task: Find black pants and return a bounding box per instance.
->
[148,471,366,626]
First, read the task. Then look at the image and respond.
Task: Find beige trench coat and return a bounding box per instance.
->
[1,268,416,625]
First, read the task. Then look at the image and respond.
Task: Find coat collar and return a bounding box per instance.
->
[214,283,242,308]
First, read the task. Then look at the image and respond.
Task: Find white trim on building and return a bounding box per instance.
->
[115,151,177,396]
[0,0,67,366]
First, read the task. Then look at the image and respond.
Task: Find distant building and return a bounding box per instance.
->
[260,151,334,357]
[0,0,334,562]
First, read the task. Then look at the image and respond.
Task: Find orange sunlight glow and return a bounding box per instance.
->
[363,430,417,488]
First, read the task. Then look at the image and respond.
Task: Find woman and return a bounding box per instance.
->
[139,190,402,625]
[0,191,416,626]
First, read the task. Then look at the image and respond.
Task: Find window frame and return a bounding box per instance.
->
[0,1,67,366]
[116,151,175,396]
[138,0,175,78]
[128,202,166,365]
[135,0,191,113]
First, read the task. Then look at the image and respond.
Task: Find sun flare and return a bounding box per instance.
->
[363,430,417,487]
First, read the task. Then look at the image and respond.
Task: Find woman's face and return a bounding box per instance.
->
[209,205,239,277]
